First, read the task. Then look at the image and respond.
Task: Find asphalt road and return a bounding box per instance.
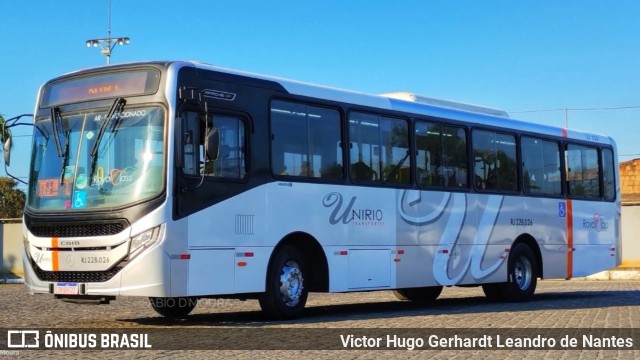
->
[2,279,640,359]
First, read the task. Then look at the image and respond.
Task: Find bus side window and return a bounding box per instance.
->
[415,121,467,188]
[181,112,200,176]
[602,148,616,201]
[566,144,600,198]
[522,136,562,196]
[209,117,246,179]
[472,129,517,192]
[180,111,246,179]
[270,100,343,180]
[348,112,410,184]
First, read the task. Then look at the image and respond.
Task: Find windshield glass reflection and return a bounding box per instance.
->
[28,106,165,211]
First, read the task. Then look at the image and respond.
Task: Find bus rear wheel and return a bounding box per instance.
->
[259,245,308,320]
[482,243,538,301]
[149,297,198,318]
[393,286,443,304]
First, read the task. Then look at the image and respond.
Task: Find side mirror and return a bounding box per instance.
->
[3,136,11,166]
[205,128,220,161]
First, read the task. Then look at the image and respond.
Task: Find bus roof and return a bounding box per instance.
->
[380,92,510,118]
[187,61,613,147]
[50,60,614,147]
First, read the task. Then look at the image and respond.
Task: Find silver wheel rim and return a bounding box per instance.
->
[279,260,304,307]
[514,256,532,290]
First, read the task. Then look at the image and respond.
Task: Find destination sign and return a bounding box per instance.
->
[41,69,160,107]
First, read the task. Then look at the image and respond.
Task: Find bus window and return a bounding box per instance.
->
[182,112,246,179]
[566,144,600,198]
[270,101,343,180]
[415,121,468,188]
[472,130,517,192]
[208,116,246,179]
[181,112,200,176]
[602,148,616,201]
[348,112,410,184]
[521,137,562,196]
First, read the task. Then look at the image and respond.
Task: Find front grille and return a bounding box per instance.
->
[33,261,123,283]
[28,220,128,238]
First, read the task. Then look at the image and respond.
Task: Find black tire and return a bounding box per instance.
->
[504,243,538,300]
[483,243,538,302]
[259,245,308,320]
[392,286,443,304]
[149,297,197,318]
[481,283,504,301]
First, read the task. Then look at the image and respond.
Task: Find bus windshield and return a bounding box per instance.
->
[28,105,165,211]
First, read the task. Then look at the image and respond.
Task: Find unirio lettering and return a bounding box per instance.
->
[323,192,356,225]
[323,192,384,227]
[351,209,383,222]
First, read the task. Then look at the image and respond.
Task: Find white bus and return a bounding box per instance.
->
[18,61,620,319]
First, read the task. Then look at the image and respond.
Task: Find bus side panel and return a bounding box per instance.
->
[395,192,576,287]
[348,249,392,289]
[396,190,477,287]
[571,200,618,277]
[188,249,235,295]
[496,197,570,280]
[395,191,511,287]
[164,218,189,297]
[185,186,269,296]
[269,183,398,292]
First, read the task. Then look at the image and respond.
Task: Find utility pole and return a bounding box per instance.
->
[85,0,130,64]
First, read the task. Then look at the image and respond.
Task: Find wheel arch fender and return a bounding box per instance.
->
[268,231,329,292]
[512,233,543,279]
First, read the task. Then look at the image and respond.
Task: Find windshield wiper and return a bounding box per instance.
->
[89,97,126,186]
[50,107,64,157]
[59,129,71,185]
[51,107,71,185]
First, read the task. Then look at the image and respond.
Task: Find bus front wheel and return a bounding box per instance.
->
[259,245,308,320]
[259,245,309,320]
[149,297,197,318]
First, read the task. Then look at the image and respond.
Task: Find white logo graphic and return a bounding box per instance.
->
[7,330,39,348]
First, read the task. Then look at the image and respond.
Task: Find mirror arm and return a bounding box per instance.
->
[2,114,34,184]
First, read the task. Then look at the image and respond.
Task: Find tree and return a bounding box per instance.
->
[0,177,25,219]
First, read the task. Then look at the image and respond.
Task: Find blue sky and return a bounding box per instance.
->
[1,1,640,188]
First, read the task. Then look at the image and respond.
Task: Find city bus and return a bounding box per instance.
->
[18,61,620,319]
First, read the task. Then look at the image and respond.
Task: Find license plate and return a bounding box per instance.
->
[54,282,79,295]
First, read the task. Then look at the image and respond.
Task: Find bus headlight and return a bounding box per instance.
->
[129,226,162,259]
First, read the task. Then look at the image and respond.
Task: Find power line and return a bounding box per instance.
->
[509,104,640,129]
[508,106,640,160]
